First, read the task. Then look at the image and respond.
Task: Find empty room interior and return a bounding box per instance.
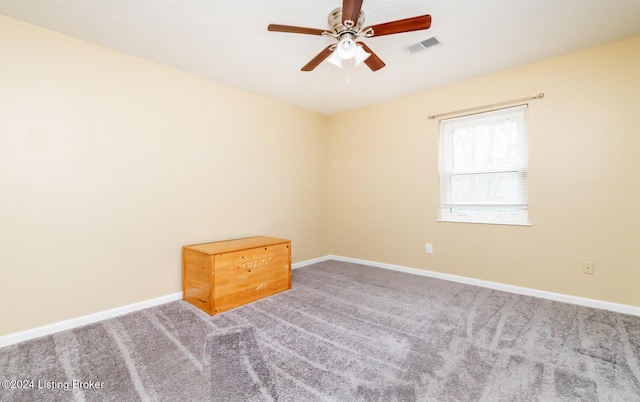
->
[1,0,640,400]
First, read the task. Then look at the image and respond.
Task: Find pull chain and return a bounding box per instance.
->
[345,59,352,86]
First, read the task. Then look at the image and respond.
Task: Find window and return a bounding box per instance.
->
[439,105,529,225]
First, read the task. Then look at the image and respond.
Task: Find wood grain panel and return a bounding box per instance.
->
[185,236,289,255]
[182,248,213,313]
[214,277,290,314]
[214,243,290,285]
[214,243,290,313]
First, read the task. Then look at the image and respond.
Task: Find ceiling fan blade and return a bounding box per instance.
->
[358,42,385,71]
[364,15,432,37]
[301,45,335,71]
[268,24,327,36]
[342,0,364,26]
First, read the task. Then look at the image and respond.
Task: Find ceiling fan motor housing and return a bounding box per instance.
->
[328,7,365,35]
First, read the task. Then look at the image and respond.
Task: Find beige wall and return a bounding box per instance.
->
[0,16,329,336]
[328,36,640,307]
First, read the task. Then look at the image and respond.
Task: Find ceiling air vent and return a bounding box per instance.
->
[404,36,441,54]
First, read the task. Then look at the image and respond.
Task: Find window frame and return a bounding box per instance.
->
[438,105,530,226]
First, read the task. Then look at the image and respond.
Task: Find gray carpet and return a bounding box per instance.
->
[1,260,640,401]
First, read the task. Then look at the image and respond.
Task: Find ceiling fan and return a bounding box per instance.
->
[267,0,432,72]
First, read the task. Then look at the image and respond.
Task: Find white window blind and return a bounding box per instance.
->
[439,105,529,225]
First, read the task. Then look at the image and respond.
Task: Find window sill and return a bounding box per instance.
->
[436,219,532,227]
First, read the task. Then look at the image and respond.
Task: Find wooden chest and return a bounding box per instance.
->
[182,236,291,315]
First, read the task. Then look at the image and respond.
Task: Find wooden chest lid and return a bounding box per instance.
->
[183,236,290,255]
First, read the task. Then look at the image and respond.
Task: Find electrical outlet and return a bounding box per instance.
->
[426,243,433,254]
[583,261,595,275]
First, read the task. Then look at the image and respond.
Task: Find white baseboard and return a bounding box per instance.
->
[0,256,323,347]
[323,255,640,317]
[1,257,323,348]
[292,255,332,269]
[0,292,183,348]
[4,254,638,349]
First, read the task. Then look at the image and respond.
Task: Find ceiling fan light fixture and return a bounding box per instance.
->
[336,37,357,59]
[326,50,344,68]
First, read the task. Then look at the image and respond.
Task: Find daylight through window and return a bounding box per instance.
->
[439,105,529,225]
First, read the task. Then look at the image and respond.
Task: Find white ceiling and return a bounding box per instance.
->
[2,0,640,115]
